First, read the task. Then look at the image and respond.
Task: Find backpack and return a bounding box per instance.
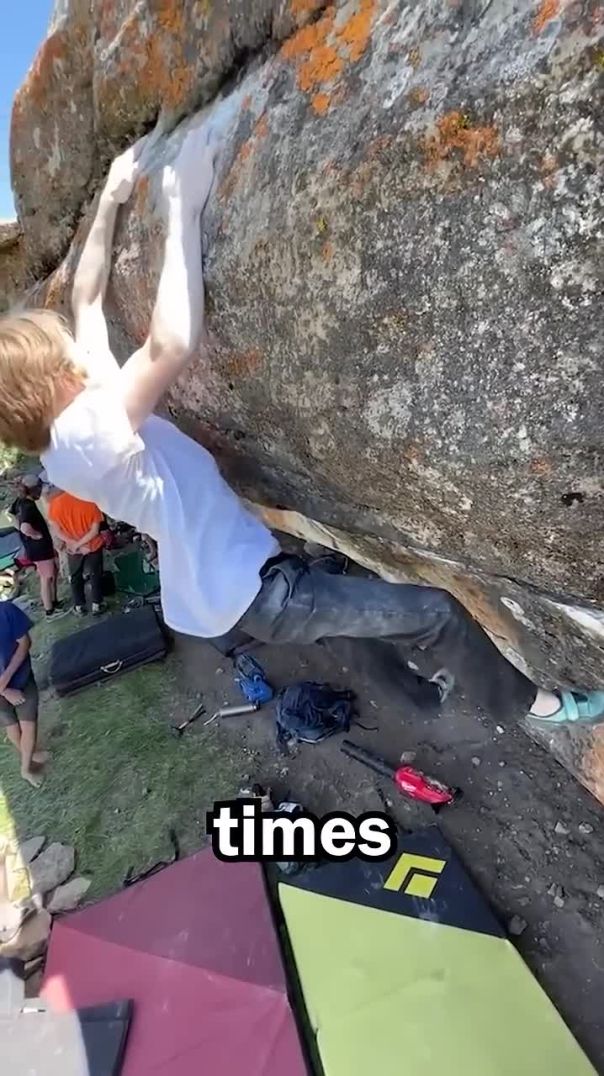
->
[275,681,355,748]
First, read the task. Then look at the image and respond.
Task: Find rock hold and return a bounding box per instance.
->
[47,877,91,914]
[29,843,75,898]
[554,821,570,836]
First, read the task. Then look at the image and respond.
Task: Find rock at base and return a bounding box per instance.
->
[47,877,91,914]
[18,836,46,864]
[29,843,75,898]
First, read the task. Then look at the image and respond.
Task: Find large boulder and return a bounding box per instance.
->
[10,1,604,799]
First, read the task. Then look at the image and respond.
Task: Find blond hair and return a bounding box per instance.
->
[0,309,79,454]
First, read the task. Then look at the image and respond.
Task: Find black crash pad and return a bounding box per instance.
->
[0,999,133,1076]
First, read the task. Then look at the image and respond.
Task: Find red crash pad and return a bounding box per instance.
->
[42,851,307,1076]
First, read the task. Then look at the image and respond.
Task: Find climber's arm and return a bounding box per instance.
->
[119,125,215,431]
[71,141,144,377]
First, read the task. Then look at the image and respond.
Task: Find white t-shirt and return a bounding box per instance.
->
[41,385,279,638]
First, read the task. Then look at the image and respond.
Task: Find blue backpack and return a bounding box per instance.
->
[276,681,355,748]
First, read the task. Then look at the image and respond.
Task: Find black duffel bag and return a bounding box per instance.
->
[50,606,167,697]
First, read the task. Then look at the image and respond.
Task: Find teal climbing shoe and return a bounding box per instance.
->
[528,690,604,726]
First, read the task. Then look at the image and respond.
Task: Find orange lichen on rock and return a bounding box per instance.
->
[24,29,80,109]
[299,44,344,90]
[282,9,335,60]
[144,34,194,111]
[533,0,560,33]
[291,0,325,18]
[425,110,501,169]
[220,109,271,200]
[312,91,331,114]
[220,132,259,201]
[110,3,193,114]
[336,0,376,63]
[321,240,334,261]
[282,1,376,112]
[156,0,187,36]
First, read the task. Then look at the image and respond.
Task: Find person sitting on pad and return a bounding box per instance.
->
[47,489,105,616]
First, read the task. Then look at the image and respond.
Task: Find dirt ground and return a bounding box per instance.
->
[175,613,604,1070]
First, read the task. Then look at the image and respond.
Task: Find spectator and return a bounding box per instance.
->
[10,474,59,617]
[47,490,106,616]
[0,599,46,788]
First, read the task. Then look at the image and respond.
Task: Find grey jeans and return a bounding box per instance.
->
[237,555,537,722]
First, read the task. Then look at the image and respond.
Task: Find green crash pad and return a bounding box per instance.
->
[278,828,595,1076]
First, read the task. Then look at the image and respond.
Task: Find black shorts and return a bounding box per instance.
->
[0,675,38,727]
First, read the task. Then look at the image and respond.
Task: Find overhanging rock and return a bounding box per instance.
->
[10,0,604,802]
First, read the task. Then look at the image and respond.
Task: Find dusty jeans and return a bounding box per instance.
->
[236,555,537,723]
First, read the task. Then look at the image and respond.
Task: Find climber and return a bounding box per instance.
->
[0,129,602,729]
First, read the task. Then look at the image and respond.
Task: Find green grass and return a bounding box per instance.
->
[0,662,243,899]
[0,575,247,900]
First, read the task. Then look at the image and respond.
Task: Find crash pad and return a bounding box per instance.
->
[43,851,306,1076]
[279,828,595,1076]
